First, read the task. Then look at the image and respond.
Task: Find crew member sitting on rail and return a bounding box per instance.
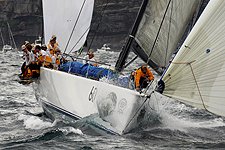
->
[24,41,29,46]
[47,35,58,56]
[52,48,62,70]
[83,49,97,67]
[42,42,53,68]
[34,45,41,61]
[134,63,154,92]
[20,45,29,77]
[39,44,47,62]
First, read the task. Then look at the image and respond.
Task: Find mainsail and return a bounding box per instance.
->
[116,0,204,74]
[42,0,94,54]
[161,0,225,117]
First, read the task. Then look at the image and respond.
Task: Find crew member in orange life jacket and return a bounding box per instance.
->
[47,35,58,56]
[83,49,97,67]
[52,48,62,69]
[134,63,154,92]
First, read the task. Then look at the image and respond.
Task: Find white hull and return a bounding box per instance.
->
[35,67,146,135]
[97,49,114,54]
[2,45,13,52]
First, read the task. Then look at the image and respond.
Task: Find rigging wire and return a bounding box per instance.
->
[148,59,224,119]
[87,0,109,52]
[63,0,87,54]
[170,61,225,119]
[67,27,91,55]
[65,0,109,56]
[146,0,172,64]
[165,0,173,65]
[122,92,152,134]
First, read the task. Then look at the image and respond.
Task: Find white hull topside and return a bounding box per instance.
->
[36,67,146,135]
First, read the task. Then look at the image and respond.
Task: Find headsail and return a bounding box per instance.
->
[42,0,94,54]
[116,0,203,74]
[161,0,225,117]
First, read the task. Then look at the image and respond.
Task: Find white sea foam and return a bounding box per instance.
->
[148,92,225,132]
[18,114,54,130]
[59,127,83,135]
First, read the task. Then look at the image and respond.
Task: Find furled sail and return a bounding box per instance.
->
[42,0,94,54]
[132,0,202,74]
[161,0,225,117]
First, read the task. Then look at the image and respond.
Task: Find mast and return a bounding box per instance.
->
[0,28,5,47]
[115,0,148,72]
[7,22,17,50]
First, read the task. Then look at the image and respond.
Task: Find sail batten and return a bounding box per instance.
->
[161,0,225,117]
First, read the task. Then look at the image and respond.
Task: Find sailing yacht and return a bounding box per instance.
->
[0,27,12,51]
[97,44,112,53]
[2,22,17,52]
[34,0,209,135]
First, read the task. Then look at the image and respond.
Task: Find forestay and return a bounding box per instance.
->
[42,0,94,54]
[161,0,225,117]
[133,0,200,74]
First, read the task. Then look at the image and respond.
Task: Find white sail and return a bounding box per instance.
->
[161,0,225,117]
[133,0,201,74]
[42,0,94,54]
[7,22,17,50]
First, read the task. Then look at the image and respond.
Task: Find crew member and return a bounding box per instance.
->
[83,49,97,67]
[39,44,47,62]
[20,45,29,77]
[134,63,154,91]
[52,48,62,70]
[47,35,58,56]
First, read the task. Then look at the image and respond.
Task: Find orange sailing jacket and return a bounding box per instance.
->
[134,67,153,87]
[48,42,58,55]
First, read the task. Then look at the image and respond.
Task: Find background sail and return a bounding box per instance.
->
[132,0,201,74]
[42,0,94,54]
[161,0,225,117]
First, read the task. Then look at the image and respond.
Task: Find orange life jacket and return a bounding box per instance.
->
[43,56,52,67]
[92,57,97,67]
[134,67,154,87]
[48,42,58,55]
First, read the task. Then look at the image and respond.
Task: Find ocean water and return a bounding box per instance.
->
[1,50,225,150]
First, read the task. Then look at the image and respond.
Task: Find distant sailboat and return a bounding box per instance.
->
[2,22,17,52]
[97,44,112,53]
[0,27,6,51]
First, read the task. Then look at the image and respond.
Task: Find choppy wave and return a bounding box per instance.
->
[1,51,225,149]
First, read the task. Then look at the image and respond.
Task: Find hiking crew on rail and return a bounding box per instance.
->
[20,35,62,79]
